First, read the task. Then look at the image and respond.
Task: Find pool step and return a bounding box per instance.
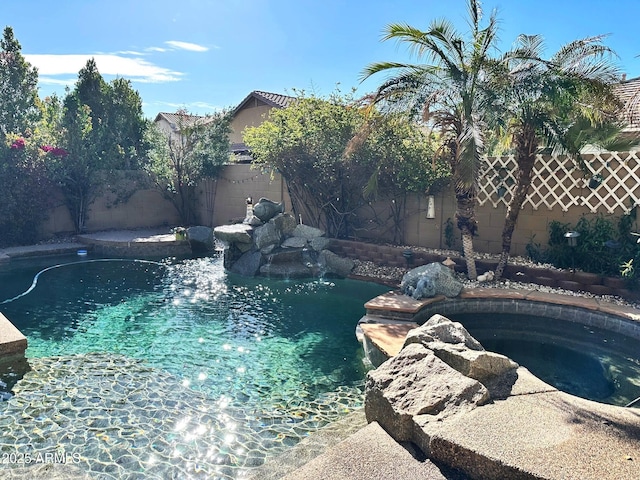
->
[0,312,27,357]
[359,322,418,367]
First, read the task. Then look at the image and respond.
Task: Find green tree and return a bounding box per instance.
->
[354,112,449,243]
[0,27,51,245]
[362,0,500,279]
[244,92,446,240]
[46,60,150,232]
[145,109,233,225]
[70,59,148,170]
[0,134,54,246]
[245,93,368,238]
[492,34,629,279]
[107,78,148,169]
[46,96,97,232]
[0,26,39,140]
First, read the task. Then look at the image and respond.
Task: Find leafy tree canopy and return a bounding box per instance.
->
[0,26,39,140]
[244,91,448,239]
[144,108,233,225]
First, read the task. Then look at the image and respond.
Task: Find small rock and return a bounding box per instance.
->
[281,237,308,248]
[292,224,325,240]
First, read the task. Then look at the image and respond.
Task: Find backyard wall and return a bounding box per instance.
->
[36,153,640,258]
[38,164,291,236]
[351,186,604,256]
[196,165,291,227]
[351,151,640,256]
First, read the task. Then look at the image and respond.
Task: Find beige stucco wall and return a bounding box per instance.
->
[39,165,289,236]
[39,188,182,236]
[198,164,291,226]
[36,163,634,258]
[354,183,632,257]
[230,105,274,144]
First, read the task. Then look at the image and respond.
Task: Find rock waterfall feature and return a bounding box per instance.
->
[213,199,354,278]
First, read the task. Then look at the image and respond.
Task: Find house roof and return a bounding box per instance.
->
[153,112,212,131]
[615,76,640,131]
[232,90,296,116]
[154,91,295,129]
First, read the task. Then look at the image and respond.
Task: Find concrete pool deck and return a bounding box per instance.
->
[0,227,187,263]
[1,230,639,479]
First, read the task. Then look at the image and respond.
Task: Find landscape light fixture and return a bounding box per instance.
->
[564,231,580,273]
[403,249,414,266]
[564,231,580,247]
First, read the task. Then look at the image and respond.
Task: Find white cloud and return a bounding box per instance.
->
[116,50,146,56]
[144,100,224,115]
[164,41,209,52]
[190,101,225,112]
[25,54,183,83]
[37,77,76,86]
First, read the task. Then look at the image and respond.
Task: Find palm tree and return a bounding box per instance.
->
[361,0,499,279]
[492,34,628,280]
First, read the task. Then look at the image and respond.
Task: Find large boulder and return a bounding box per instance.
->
[253,222,282,250]
[400,262,464,299]
[253,198,285,222]
[187,226,215,253]
[365,343,489,441]
[215,207,350,280]
[271,213,297,237]
[404,314,484,351]
[404,315,518,384]
[318,250,354,277]
[310,236,331,252]
[281,237,308,248]
[292,224,325,240]
[434,347,518,383]
[230,250,262,276]
[213,224,253,245]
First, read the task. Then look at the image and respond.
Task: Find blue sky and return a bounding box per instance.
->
[4,0,640,118]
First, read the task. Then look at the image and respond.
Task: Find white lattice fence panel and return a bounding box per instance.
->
[477,155,518,207]
[478,152,640,214]
[579,152,640,213]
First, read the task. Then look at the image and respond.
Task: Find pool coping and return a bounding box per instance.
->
[362,287,640,340]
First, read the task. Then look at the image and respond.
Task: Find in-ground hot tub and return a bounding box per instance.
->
[361,290,640,407]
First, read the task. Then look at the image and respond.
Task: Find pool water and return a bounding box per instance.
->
[450,312,640,406]
[0,254,388,479]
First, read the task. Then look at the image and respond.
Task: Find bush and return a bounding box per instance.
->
[532,213,640,280]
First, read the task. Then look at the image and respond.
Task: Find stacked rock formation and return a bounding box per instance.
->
[213,198,354,278]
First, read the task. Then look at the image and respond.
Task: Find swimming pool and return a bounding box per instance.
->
[0,253,388,479]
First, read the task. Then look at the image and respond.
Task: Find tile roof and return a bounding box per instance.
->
[232,90,296,115]
[153,112,212,131]
[154,91,295,128]
[615,76,640,131]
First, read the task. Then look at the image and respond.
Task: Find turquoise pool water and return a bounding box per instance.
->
[0,253,388,479]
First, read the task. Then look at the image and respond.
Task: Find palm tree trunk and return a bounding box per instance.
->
[495,134,538,280]
[461,227,477,280]
[455,191,478,280]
